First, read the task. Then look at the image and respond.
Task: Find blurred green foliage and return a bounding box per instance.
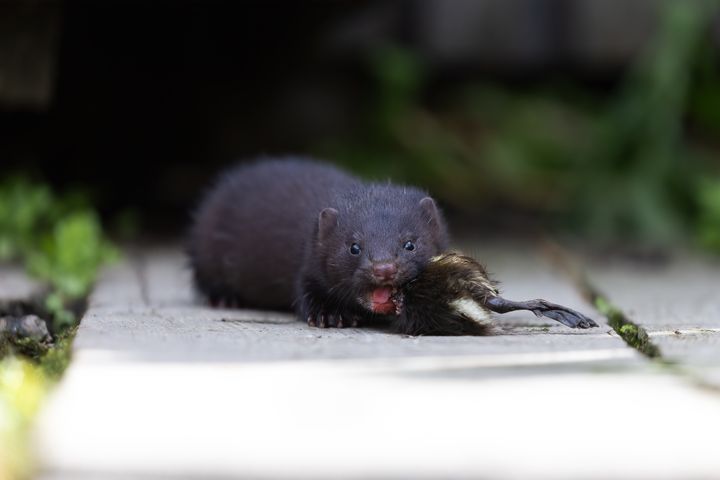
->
[0,176,117,329]
[697,179,720,251]
[325,1,720,252]
[0,177,54,262]
[576,1,706,245]
[30,212,118,328]
[0,177,106,480]
[0,356,48,480]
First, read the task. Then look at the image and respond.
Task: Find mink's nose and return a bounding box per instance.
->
[372,262,398,281]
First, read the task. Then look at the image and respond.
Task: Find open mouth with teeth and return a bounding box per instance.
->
[369,286,404,315]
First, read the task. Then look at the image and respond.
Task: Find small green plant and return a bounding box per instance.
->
[619,324,639,340]
[28,212,118,329]
[0,177,117,330]
[39,328,76,381]
[594,295,660,358]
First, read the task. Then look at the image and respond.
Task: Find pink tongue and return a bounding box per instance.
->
[372,287,393,305]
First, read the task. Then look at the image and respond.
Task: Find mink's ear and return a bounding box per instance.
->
[419,197,448,249]
[318,208,339,241]
[420,197,440,228]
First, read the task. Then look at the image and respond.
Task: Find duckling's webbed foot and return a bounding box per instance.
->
[484,296,598,329]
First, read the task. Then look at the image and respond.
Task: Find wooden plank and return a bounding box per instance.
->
[0,265,44,305]
[589,254,720,387]
[71,248,627,363]
[35,246,675,480]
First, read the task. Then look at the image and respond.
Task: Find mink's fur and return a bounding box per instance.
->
[187,158,449,326]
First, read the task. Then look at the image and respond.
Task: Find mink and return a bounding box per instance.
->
[392,252,598,335]
[187,157,449,327]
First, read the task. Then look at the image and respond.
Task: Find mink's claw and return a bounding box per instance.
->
[307,311,356,329]
[306,312,327,328]
[335,313,363,328]
[326,314,341,328]
[209,296,240,309]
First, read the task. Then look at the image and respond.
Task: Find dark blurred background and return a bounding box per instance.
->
[2,0,720,251]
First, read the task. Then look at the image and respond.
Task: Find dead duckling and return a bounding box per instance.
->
[391,252,598,336]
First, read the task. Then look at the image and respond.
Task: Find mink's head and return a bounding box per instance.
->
[313,187,448,316]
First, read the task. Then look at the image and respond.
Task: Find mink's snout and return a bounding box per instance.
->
[371,262,398,282]
[361,261,407,316]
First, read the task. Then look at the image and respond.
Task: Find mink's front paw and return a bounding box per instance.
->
[306,311,360,328]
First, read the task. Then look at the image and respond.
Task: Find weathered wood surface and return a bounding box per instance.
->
[0,265,44,305]
[589,254,720,387]
[589,255,720,330]
[33,247,720,479]
[72,248,626,363]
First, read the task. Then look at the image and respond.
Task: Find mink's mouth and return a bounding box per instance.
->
[368,286,404,315]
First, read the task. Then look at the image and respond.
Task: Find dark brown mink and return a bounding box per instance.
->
[392,253,598,336]
[187,157,449,327]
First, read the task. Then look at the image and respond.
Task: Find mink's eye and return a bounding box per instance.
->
[403,241,415,251]
[350,243,361,255]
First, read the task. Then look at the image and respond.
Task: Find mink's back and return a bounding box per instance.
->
[187,158,360,309]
